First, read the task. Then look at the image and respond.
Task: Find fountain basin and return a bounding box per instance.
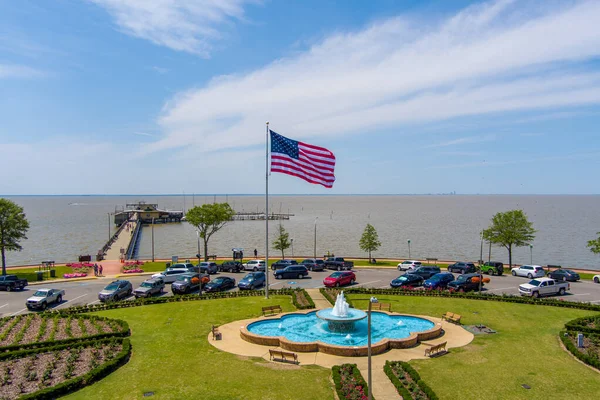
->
[241,310,442,356]
[316,308,367,332]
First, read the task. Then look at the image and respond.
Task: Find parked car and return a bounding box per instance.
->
[481,261,504,276]
[271,259,298,270]
[238,272,266,290]
[26,288,64,310]
[390,274,424,288]
[547,269,580,282]
[134,278,165,298]
[274,266,309,280]
[204,276,236,292]
[518,277,570,297]
[423,273,455,290]
[198,262,219,274]
[447,262,477,274]
[411,266,442,279]
[323,271,356,287]
[172,273,209,294]
[98,280,132,302]
[324,257,354,271]
[0,275,28,291]
[447,273,484,292]
[152,268,190,283]
[219,261,243,273]
[169,262,195,270]
[397,260,422,271]
[301,259,325,271]
[243,260,266,271]
[511,265,545,279]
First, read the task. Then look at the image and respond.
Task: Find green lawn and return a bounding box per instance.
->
[350,295,600,400]
[63,296,334,400]
[7,265,75,282]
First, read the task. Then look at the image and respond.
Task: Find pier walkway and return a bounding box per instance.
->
[104,215,138,261]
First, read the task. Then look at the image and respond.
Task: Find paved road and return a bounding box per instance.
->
[2,268,600,317]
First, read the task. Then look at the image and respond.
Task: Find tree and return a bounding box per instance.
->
[0,198,30,276]
[186,203,235,261]
[359,223,381,263]
[587,233,600,255]
[482,210,535,269]
[272,224,291,259]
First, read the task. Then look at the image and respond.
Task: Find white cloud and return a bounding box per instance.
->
[142,0,600,156]
[424,134,496,148]
[0,64,44,79]
[89,0,257,56]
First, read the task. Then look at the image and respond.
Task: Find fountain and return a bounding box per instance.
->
[316,291,367,332]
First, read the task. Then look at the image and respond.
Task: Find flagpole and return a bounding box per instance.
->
[265,121,270,299]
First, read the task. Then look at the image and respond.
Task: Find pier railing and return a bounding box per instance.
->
[125,220,142,260]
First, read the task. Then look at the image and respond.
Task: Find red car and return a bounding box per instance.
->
[323,271,356,287]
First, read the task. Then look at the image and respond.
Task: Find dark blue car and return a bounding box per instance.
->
[423,272,455,290]
[238,272,266,290]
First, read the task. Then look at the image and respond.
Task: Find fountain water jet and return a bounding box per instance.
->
[316,291,367,333]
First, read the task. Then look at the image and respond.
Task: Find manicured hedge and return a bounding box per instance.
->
[52,288,314,315]
[559,331,600,371]
[384,361,438,400]
[18,338,131,400]
[564,315,600,334]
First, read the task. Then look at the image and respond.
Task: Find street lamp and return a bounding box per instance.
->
[313,217,318,260]
[291,238,294,259]
[479,230,484,266]
[367,296,378,400]
[196,229,201,262]
[151,218,155,262]
[407,239,411,259]
[107,213,111,242]
[529,244,533,265]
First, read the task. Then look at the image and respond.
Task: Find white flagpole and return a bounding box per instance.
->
[265,122,270,299]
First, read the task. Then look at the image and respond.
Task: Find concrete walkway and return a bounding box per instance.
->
[104,215,138,261]
[210,293,474,400]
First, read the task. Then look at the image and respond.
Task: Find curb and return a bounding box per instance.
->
[114,272,156,278]
[28,277,98,286]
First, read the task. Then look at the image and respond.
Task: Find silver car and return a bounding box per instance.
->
[134,278,165,298]
[152,268,190,283]
[98,280,132,302]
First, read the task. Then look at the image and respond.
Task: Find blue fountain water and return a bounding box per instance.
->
[247,311,435,347]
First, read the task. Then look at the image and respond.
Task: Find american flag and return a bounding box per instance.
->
[270,130,336,188]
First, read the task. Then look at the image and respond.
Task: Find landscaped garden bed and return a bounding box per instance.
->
[290,288,315,309]
[331,363,371,400]
[0,338,127,400]
[384,361,437,400]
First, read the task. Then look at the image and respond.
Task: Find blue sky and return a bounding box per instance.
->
[1,0,600,195]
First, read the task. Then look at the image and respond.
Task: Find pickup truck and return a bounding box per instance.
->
[518,277,569,298]
[26,288,65,310]
[0,275,28,291]
[324,257,354,271]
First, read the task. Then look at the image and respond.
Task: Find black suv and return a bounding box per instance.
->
[271,259,298,270]
[447,273,484,292]
[411,266,441,279]
[448,262,477,274]
[274,266,309,279]
[301,259,325,271]
[481,261,504,276]
[219,261,243,273]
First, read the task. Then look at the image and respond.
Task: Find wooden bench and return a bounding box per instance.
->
[371,302,391,312]
[424,341,447,357]
[262,305,283,316]
[211,325,221,340]
[269,349,298,364]
[441,312,462,324]
[207,254,218,260]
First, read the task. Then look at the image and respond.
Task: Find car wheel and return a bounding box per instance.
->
[6,286,11,292]
[335,282,340,287]
[594,277,600,283]
[533,291,540,298]
[40,302,47,310]
[337,266,342,271]
[559,288,566,295]
[351,279,355,285]
[253,267,258,271]
[512,270,516,276]
[57,295,62,303]
[527,273,533,279]
[309,267,313,272]
[459,288,465,293]
[276,275,281,280]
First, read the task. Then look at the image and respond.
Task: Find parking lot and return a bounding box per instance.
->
[2,267,600,317]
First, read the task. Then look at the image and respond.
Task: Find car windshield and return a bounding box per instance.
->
[428,275,441,281]
[176,276,190,282]
[563,270,575,274]
[140,282,153,288]
[455,276,468,282]
[33,291,47,296]
[528,279,542,286]
[330,272,342,278]
[104,284,119,291]
[213,278,226,283]
[395,276,408,281]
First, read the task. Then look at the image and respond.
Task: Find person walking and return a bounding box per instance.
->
[254,248,258,258]
[93,264,98,277]
[99,264,103,276]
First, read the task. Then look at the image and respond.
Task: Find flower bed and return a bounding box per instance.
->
[121,269,144,274]
[63,273,87,279]
[65,263,94,269]
[290,288,315,309]
[331,363,371,400]
[123,261,144,267]
[0,337,130,400]
[384,361,438,400]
